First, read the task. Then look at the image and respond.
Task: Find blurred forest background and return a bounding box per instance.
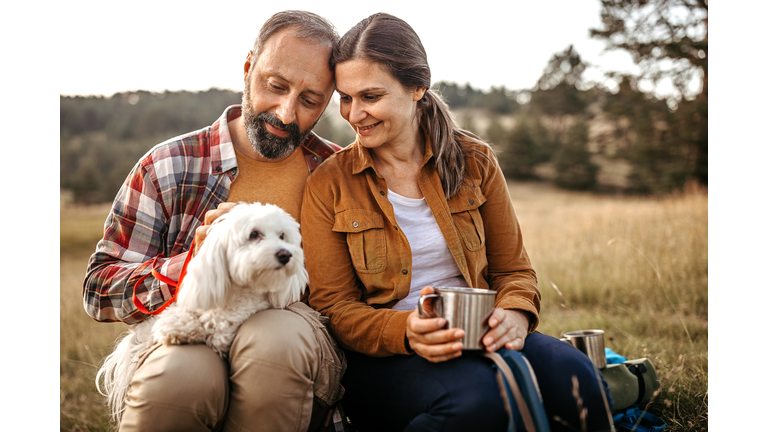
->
[60,0,707,204]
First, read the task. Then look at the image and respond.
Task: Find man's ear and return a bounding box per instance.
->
[244,51,254,83]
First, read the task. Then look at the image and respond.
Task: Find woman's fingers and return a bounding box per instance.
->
[482,309,530,352]
[416,342,463,363]
[406,310,464,362]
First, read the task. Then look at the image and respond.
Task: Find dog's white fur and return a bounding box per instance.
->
[95,202,308,425]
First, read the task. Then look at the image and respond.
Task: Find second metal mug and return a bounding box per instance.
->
[561,329,607,369]
[418,287,497,350]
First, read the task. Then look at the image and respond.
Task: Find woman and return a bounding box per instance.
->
[302,13,613,432]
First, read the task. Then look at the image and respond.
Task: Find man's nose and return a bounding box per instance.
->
[275,98,297,126]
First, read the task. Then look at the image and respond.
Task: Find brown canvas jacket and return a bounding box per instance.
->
[302,135,540,357]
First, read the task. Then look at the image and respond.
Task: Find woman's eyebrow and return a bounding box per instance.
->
[336,86,386,95]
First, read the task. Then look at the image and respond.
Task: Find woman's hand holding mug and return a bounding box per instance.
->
[406,286,465,363]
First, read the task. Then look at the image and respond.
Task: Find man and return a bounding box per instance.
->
[84,11,345,432]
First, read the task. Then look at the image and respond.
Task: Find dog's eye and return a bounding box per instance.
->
[249,230,261,240]
[280,233,285,240]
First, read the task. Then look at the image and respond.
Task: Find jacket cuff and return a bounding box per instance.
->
[382,311,411,355]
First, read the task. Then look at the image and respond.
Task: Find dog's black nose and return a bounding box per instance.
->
[276,249,292,265]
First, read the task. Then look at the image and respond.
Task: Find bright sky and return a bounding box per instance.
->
[58,0,640,97]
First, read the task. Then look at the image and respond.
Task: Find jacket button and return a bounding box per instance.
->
[353,222,359,228]
[402,269,408,275]
[469,199,475,205]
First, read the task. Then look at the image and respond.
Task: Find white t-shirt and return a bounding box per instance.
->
[387,189,468,311]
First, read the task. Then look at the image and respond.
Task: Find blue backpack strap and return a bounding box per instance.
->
[613,405,667,432]
[484,350,551,432]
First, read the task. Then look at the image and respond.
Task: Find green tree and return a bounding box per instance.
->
[590,0,708,103]
[535,45,588,92]
[434,82,467,109]
[589,0,708,190]
[552,117,598,190]
[500,115,554,180]
[598,76,703,194]
[70,160,103,205]
[484,116,508,147]
[529,46,589,145]
[485,86,520,114]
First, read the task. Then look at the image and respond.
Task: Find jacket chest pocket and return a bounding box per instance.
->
[449,190,487,252]
[333,210,387,274]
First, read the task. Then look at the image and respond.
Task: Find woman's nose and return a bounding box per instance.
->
[347,100,366,125]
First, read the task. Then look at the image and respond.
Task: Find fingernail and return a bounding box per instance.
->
[453,343,462,350]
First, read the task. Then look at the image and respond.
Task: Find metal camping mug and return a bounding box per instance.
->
[561,329,607,369]
[418,287,497,350]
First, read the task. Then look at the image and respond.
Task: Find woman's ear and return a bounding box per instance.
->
[413,86,427,102]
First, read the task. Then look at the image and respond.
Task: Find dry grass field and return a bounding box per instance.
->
[60,181,708,431]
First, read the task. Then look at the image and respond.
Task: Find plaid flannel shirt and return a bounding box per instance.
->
[83,105,340,324]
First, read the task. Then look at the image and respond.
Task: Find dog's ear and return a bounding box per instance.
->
[177,226,232,310]
[268,266,308,308]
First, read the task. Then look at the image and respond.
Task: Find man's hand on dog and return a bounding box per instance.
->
[193,202,239,256]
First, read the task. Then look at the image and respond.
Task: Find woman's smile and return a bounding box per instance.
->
[356,121,382,135]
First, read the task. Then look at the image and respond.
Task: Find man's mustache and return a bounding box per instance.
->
[258,112,300,138]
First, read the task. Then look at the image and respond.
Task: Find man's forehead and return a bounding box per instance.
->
[260,30,331,69]
[256,31,334,92]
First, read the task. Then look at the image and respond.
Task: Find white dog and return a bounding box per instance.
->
[96,202,308,425]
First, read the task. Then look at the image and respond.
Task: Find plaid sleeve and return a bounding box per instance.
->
[82,155,188,325]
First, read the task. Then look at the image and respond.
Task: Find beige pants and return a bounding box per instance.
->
[119,303,345,432]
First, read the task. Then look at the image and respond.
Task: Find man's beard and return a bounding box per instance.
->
[242,90,314,160]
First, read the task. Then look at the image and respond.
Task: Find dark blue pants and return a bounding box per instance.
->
[341,332,613,432]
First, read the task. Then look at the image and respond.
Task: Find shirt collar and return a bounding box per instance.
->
[208,105,241,175]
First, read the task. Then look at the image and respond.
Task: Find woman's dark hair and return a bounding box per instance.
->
[331,13,491,199]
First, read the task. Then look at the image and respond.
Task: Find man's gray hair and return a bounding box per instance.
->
[252,10,339,58]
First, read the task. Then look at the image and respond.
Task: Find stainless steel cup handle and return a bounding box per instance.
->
[418,294,440,319]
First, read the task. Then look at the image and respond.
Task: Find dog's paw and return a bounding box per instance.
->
[152,308,207,346]
[152,327,183,346]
